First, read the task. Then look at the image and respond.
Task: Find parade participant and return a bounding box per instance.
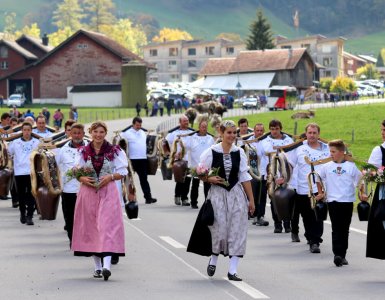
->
[32,115,53,138]
[316,139,366,266]
[121,117,157,204]
[165,115,194,206]
[24,116,35,126]
[56,123,87,245]
[366,120,385,260]
[286,123,330,252]
[64,119,76,138]
[183,120,215,209]
[248,123,269,226]
[0,113,11,139]
[8,122,40,225]
[260,119,294,233]
[71,121,128,281]
[237,118,252,137]
[194,120,255,281]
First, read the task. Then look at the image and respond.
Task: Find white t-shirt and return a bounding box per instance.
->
[184,133,215,168]
[121,128,147,159]
[8,137,40,175]
[166,127,194,161]
[287,141,330,195]
[318,161,362,202]
[368,141,385,168]
[56,140,88,193]
[32,128,53,138]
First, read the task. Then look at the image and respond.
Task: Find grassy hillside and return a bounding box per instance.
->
[345,31,385,56]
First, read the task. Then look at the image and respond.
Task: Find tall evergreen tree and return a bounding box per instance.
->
[83,0,116,32]
[376,49,385,67]
[246,9,274,51]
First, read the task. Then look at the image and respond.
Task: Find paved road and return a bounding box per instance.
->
[2,98,385,299]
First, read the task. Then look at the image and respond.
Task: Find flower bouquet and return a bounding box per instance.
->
[65,166,98,187]
[190,164,229,186]
[360,163,385,184]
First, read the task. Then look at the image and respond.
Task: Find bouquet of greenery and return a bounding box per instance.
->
[190,163,229,186]
[65,166,98,186]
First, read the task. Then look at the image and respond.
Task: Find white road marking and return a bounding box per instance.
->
[159,236,186,248]
[125,220,269,300]
[266,203,368,235]
[224,278,269,299]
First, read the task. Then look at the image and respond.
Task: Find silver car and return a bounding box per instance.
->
[7,94,26,107]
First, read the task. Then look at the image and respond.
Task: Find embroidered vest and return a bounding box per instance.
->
[211,150,240,191]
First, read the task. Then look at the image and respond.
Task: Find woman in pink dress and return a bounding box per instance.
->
[71,121,128,281]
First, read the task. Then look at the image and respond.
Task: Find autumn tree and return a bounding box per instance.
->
[152,28,193,43]
[215,32,243,42]
[330,76,356,94]
[83,0,116,32]
[53,0,85,31]
[15,23,41,39]
[246,9,274,50]
[320,77,333,92]
[100,19,147,56]
[48,27,74,47]
[356,64,380,79]
[3,12,17,39]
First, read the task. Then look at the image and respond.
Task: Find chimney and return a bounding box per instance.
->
[42,33,49,46]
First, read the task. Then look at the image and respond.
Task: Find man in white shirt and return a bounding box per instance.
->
[32,115,53,139]
[184,120,215,209]
[166,115,194,206]
[121,117,156,204]
[56,123,87,243]
[8,122,40,225]
[248,123,269,226]
[260,119,294,233]
[286,123,330,253]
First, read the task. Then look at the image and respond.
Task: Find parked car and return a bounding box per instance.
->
[7,94,26,107]
[242,97,260,110]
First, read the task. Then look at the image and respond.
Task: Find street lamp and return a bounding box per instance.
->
[236,81,242,101]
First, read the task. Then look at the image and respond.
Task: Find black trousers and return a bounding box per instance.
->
[175,176,191,201]
[130,159,152,201]
[190,177,210,206]
[10,175,19,206]
[14,175,35,217]
[61,192,77,241]
[251,178,267,218]
[328,201,353,257]
[291,193,324,245]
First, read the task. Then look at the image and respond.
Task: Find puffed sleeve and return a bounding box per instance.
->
[199,147,213,168]
[239,148,252,182]
[113,148,129,176]
[368,146,382,168]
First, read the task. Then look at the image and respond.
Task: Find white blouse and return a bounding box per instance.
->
[368,141,385,168]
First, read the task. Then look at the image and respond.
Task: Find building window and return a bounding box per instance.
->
[281,45,292,49]
[188,48,196,56]
[188,60,197,68]
[226,47,234,55]
[149,76,158,82]
[0,46,8,58]
[322,45,331,53]
[77,43,88,49]
[190,74,198,81]
[205,46,215,55]
[169,47,178,56]
[170,74,179,81]
[323,57,333,67]
[301,44,311,51]
[149,49,158,57]
[0,61,8,70]
[168,60,177,70]
[324,70,332,77]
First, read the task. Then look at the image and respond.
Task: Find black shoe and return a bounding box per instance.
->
[274,223,283,233]
[284,221,291,233]
[334,256,343,267]
[20,215,26,224]
[291,233,300,242]
[0,195,11,200]
[145,198,157,204]
[12,202,19,208]
[26,217,34,226]
[207,264,216,277]
[182,200,190,206]
[341,258,349,265]
[174,197,181,205]
[111,256,119,265]
[191,204,198,209]
[93,270,102,278]
[254,217,269,226]
[227,273,242,281]
[310,244,320,253]
[102,268,111,281]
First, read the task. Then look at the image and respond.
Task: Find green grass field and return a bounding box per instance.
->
[228,102,385,161]
[345,30,385,56]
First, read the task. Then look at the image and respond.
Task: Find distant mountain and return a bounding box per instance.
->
[1,0,384,55]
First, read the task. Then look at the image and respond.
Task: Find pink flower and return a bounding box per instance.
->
[378,168,384,175]
[196,163,208,176]
[362,170,367,175]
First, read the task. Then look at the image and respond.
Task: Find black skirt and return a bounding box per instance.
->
[366,184,385,259]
